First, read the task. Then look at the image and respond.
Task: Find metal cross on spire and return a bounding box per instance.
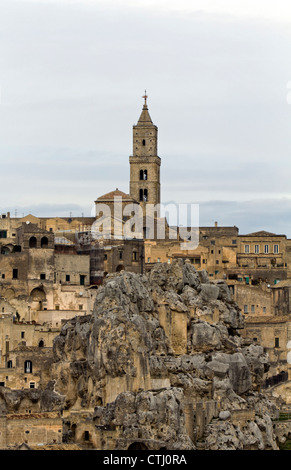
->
[142,90,148,105]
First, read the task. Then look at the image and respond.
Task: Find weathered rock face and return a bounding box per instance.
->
[0,382,64,415]
[51,259,279,450]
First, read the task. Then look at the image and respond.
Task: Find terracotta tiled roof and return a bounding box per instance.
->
[96,189,137,201]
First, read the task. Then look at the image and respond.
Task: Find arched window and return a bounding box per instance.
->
[41,236,48,248]
[140,169,147,180]
[29,237,37,248]
[38,340,44,348]
[7,360,12,368]
[116,265,125,272]
[24,360,32,373]
[142,139,146,146]
[139,189,148,202]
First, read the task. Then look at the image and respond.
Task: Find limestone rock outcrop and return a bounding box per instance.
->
[51,259,279,450]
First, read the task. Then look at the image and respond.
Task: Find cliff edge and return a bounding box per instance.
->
[51,259,279,450]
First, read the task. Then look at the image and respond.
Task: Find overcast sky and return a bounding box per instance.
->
[1,0,291,235]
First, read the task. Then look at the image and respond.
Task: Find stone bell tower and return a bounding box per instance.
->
[129,92,161,217]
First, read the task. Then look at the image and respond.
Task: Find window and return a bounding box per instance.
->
[147,257,151,263]
[244,305,248,314]
[216,260,219,264]
[264,245,269,254]
[274,244,279,254]
[0,230,7,239]
[275,337,280,348]
[244,245,250,254]
[12,269,18,279]
[119,251,123,260]
[211,240,215,245]
[41,236,48,248]
[66,274,70,282]
[132,251,137,261]
[142,139,146,146]
[254,244,259,254]
[139,188,148,201]
[40,273,46,280]
[21,331,25,339]
[29,382,35,389]
[157,258,160,263]
[24,360,32,374]
[263,307,266,313]
[139,169,148,180]
[55,305,60,311]
[80,275,85,286]
[2,274,5,279]
[104,254,107,260]
[251,305,255,313]
[29,236,37,248]
[79,305,83,310]
[232,240,237,245]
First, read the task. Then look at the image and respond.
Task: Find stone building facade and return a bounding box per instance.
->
[0,96,291,448]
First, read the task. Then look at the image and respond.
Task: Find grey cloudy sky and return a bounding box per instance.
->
[1,0,291,235]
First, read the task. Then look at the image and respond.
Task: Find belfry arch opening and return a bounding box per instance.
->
[139,188,148,202]
[139,169,147,180]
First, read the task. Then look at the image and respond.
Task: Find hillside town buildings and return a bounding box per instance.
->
[0,95,290,447]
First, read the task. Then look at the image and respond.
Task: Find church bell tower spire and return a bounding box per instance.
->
[129,92,161,216]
